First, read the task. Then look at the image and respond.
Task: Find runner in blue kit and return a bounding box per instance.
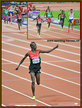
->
[8,5,15,24]
[15,42,58,100]
[68,9,74,32]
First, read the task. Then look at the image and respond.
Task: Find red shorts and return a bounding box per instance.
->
[47,18,51,21]
[4,15,8,18]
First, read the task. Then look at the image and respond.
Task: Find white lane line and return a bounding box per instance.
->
[2,41,80,63]
[2,49,80,73]
[28,24,79,39]
[15,104,36,106]
[2,70,80,100]
[2,84,51,106]
[2,27,80,49]
[3,60,80,64]
[2,104,6,107]
[2,58,80,85]
[3,35,80,55]
[28,18,80,32]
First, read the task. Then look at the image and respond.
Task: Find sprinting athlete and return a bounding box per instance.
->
[58,10,66,31]
[15,42,58,100]
[4,6,8,25]
[45,6,53,29]
[15,5,20,15]
[17,11,22,31]
[68,9,74,32]
[33,15,44,37]
[8,5,15,24]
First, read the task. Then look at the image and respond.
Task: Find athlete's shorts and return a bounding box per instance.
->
[47,18,51,21]
[29,69,41,76]
[29,69,41,74]
[36,23,41,29]
[69,19,74,23]
[9,12,14,16]
[17,19,22,23]
[60,18,64,24]
[29,64,41,74]
[4,15,8,18]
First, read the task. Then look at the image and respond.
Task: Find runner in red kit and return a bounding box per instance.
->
[16,42,58,100]
[17,11,22,31]
[58,10,66,31]
[33,15,44,37]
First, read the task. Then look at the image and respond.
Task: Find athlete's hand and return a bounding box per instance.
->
[15,66,19,70]
[55,44,58,49]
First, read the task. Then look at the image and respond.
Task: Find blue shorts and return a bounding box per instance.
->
[69,19,74,23]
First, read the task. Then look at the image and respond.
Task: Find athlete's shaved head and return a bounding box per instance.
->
[30,42,37,50]
[70,9,73,12]
[38,15,40,18]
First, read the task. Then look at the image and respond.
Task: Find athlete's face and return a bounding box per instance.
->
[62,10,64,13]
[70,10,73,13]
[30,43,37,50]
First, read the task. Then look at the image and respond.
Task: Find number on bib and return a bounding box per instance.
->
[32,57,40,64]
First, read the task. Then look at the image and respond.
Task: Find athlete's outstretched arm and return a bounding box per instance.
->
[15,52,29,70]
[58,14,60,19]
[51,12,53,17]
[39,44,58,53]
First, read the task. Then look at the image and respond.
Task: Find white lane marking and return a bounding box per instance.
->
[2,49,80,73]
[2,59,80,64]
[2,27,80,49]
[2,58,80,85]
[28,24,79,39]
[2,84,51,106]
[28,18,80,32]
[2,104,6,107]
[2,70,80,100]
[2,41,80,64]
[3,35,80,55]
[15,104,36,106]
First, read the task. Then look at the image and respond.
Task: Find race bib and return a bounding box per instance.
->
[5,11,8,14]
[61,16,64,18]
[38,21,41,24]
[32,57,40,64]
[18,17,22,19]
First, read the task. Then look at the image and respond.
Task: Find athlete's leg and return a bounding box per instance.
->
[71,20,74,30]
[18,22,20,30]
[68,20,71,32]
[4,17,6,24]
[61,19,64,31]
[48,18,51,28]
[35,73,40,85]
[37,24,40,37]
[38,24,41,35]
[7,17,8,24]
[30,72,35,96]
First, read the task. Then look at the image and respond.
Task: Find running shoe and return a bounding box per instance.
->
[24,32,27,35]
[61,28,63,31]
[32,96,35,100]
[37,34,40,38]
[68,29,70,33]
